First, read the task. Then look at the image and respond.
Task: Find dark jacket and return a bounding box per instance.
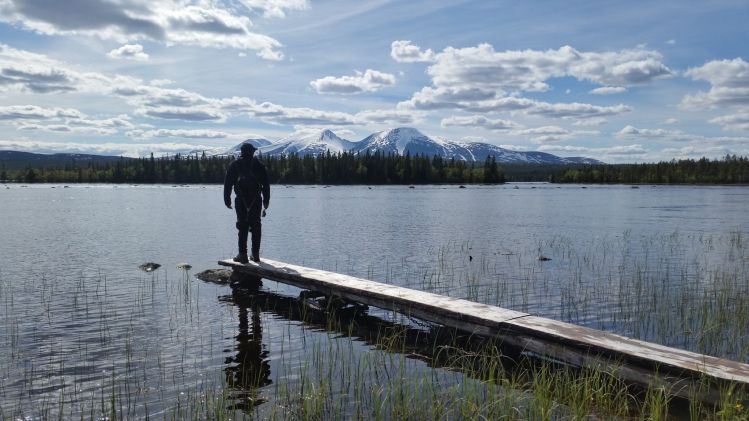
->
[224,156,270,208]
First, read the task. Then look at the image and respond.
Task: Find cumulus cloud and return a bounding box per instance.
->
[513,126,574,142]
[238,0,309,18]
[682,58,749,109]
[395,43,667,125]
[616,125,749,146]
[403,92,630,120]
[107,44,149,61]
[710,110,749,131]
[247,102,356,126]
[355,109,419,125]
[616,125,691,141]
[440,115,521,131]
[663,118,679,125]
[391,40,436,63]
[0,44,80,93]
[17,123,118,135]
[135,106,228,122]
[310,69,396,94]
[126,128,230,139]
[423,44,672,95]
[0,105,83,120]
[538,144,646,156]
[589,86,626,95]
[0,105,136,135]
[0,0,286,60]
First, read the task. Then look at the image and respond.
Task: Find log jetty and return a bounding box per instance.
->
[219,258,749,404]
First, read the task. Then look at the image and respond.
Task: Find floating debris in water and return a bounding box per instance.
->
[409,185,415,189]
[538,255,551,261]
[176,263,192,270]
[459,185,466,189]
[138,262,161,272]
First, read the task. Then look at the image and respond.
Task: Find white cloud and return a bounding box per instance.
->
[390,40,436,63]
[126,128,229,139]
[135,105,228,122]
[0,139,216,157]
[663,117,679,125]
[399,86,631,119]
[539,143,646,156]
[17,123,118,135]
[510,126,599,143]
[0,44,84,93]
[310,69,396,94]
[149,78,174,86]
[589,86,626,95]
[0,0,286,60]
[247,102,357,126]
[616,124,749,145]
[238,0,309,18]
[424,44,672,95]
[107,44,149,61]
[0,106,135,135]
[355,109,420,125]
[616,125,692,140]
[440,115,521,131]
[682,58,749,109]
[710,110,749,131]
[0,105,83,120]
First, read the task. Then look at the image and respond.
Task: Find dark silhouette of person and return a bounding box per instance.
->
[223,275,271,409]
[224,143,270,263]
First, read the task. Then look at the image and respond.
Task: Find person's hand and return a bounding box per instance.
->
[263,201,269,210]
[225,199,232,209]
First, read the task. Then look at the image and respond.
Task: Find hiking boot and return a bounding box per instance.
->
[251,254,260,263]
[233,253,249,264]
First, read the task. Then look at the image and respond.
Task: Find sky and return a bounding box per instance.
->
[0,0,748,162]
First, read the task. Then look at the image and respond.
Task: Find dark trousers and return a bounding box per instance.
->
[235,195,262,258]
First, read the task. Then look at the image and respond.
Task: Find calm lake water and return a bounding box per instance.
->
[1,183,748,418]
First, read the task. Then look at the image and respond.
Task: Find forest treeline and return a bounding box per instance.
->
[2,152,747,185]
[0,151,504,184]
[551,155,749,184]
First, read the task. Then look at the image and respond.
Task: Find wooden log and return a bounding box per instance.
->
[219,258,749,404]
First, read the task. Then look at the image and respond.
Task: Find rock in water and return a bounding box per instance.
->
[195,269,233,284]
[139,262,161,272]
[537,256,551,261]
[176,262,192,270]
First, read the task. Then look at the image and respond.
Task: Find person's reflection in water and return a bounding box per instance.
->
[223,273,271,409]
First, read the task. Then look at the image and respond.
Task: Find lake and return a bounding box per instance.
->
[1,183,747,418]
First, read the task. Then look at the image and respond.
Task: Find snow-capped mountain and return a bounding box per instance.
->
[356,127,448,156]
[218,127,603,164]
[225,137,273,156]
[259,129,355,156]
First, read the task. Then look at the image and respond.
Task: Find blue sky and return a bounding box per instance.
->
[0,0,748,162]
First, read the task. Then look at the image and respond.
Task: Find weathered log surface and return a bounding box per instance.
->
[219,257,749,400]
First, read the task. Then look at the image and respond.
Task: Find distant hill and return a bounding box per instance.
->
[0,150,129,171]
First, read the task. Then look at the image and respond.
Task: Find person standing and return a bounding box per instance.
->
[224,143,270,263]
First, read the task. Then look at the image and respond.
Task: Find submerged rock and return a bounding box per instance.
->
[176,262,192,270]
[139,262,161,272]
[195,268,233,284]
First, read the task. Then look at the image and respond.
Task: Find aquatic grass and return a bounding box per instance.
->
[2,229,749,419]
